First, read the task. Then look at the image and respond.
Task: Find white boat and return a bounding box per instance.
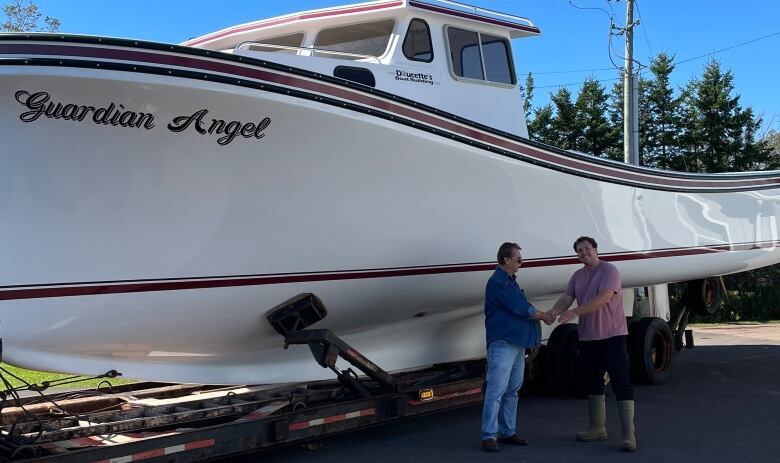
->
[0,0,778,384]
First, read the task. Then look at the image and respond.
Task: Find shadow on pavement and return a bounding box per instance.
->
[228,344,780,463]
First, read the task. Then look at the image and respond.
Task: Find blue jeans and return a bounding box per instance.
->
[481,340,526,441]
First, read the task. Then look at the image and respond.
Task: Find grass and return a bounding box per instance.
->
[0,363,136,391]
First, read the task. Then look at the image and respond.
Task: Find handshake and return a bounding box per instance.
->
[537,310,577,325]
[539,311,556,325]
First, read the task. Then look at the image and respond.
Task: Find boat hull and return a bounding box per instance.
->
[1,39,779,384]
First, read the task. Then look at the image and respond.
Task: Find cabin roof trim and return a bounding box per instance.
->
[182,0,540,48]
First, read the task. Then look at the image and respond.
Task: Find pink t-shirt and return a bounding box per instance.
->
[565,261,628,341]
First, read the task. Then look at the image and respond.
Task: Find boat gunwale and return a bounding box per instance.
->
[1,33,779,191]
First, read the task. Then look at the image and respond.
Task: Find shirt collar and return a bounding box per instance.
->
[496,265,517,281]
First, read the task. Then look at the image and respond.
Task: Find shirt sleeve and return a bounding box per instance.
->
[487,278,536,319]
[599,264,622,294]
[565,272,576,299]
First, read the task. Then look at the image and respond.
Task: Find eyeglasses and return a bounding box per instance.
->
[515,257,523,263]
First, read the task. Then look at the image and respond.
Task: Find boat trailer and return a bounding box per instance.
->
[0,294,487,462]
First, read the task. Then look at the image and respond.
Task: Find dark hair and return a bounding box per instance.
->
[497,242,521,265]
[573,236,598,252]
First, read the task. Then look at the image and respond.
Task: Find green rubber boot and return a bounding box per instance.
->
[576,395,608,442]
[618,400,637,451]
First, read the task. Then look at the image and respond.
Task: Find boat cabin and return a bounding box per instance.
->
[183,0,540,137]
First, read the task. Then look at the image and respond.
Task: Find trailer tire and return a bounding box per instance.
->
[687,278,721,316]
[546,324,584,395]
[628,317,673,385]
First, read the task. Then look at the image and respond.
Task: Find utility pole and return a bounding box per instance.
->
[623,0,640,165]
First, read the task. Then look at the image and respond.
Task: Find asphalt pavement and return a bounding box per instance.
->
[229,324,780,463]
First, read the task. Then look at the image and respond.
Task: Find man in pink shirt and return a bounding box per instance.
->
[548,236,636,452]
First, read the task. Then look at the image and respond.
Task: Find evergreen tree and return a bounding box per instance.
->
[678,60,770,173]
[550,87,580,150]
[521,73,535,122]
[574,78,615,157]
[527,103,556,144]
[605,77,625,161]
[735,108,775,171]
[676,82,701,171]
[1,0,60,32]
[681,61,737,172]
[642,53,682,170]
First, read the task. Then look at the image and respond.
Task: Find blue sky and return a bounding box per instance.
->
[28,0,780,133]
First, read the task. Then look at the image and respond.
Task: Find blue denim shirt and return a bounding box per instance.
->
[484,266,541,348]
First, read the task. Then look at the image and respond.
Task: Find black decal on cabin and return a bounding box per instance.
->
[393,70,435,85]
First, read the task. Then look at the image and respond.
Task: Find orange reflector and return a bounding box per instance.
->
[418,389,434,401]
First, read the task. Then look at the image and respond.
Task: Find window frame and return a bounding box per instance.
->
[402,18,434,63]
[443,25,517,88]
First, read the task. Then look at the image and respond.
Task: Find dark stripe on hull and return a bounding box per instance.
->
[1,241,777,301]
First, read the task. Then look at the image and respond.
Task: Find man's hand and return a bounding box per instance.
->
[542,311,556,325]
[558,310,577,324]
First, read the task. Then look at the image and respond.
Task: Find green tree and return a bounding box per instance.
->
[521,72,535,123]
[574,78,615,158]
[527,103,556,145]
[1,0,59,32]
[605,77,625,161]
[641,52,683,170]
[550,87,580,150]
[678,60,771,173]
[675,82,701,171]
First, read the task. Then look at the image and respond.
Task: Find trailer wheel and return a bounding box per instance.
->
[628,317,673,385]
[546,324,583,395]
[687,278,721,316]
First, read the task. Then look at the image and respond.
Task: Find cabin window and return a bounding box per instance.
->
[447,27,483,80]
[243,33,304,54]
[314,19,395,59]
[334,66,376,87]
[446,27,515,85]
[481,33,513,84]
[402,18,433,62]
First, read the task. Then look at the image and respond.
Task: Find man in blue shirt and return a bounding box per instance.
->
[481,242,553,452]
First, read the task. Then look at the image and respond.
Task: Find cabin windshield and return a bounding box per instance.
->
[313,18,395,60]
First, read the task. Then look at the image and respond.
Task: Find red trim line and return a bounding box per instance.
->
[1,241,777,301]
[2,42,778,190]
[183,1,404,47]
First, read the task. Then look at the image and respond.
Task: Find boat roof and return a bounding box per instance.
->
[183,0,540,48]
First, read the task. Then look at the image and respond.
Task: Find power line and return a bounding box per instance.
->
[634,0,654,57]
[518,66,615,76]
[674,30,780,66]
[520,29,780,90]
[533,76,621,90]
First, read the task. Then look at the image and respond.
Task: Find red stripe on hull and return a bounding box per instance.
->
[1,241,777,301]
